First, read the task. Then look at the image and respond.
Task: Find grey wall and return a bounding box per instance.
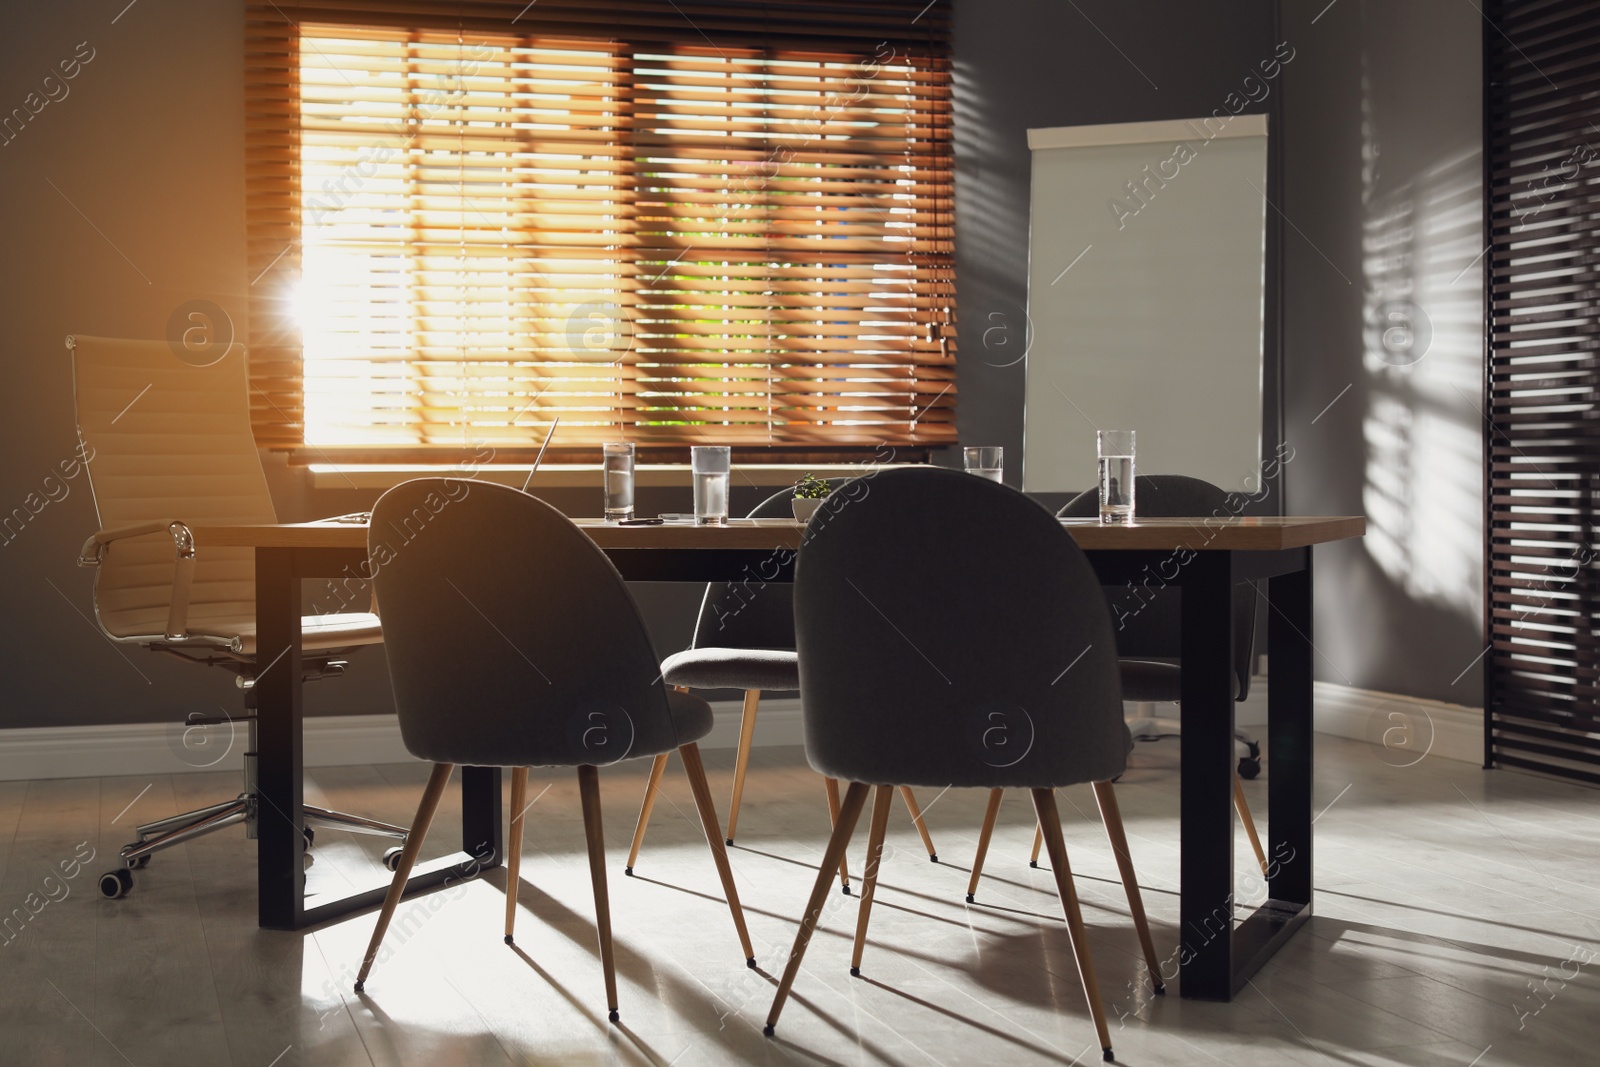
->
[1279,0,1484,704]
[0,0,1482,731]
[0,0,267,729]
[951,0,1281,510]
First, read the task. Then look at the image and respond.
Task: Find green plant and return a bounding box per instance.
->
[793,474,832,500]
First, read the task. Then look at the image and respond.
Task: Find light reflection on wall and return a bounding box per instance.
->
[1358,68,1483,624]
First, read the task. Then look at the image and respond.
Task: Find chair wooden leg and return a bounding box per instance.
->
[899,786,938,862]
[823,776,852,893]
[765,781,869,1036]
[355,762,454,991]
[967,788,1005,902]
[1235,772,1269,878]
[725,689,761,845]
[624,752,670,874]
[850,785,895,975]
[1031,788,1113,1062]
[678,742,756,965]
[504,766,529,944]
[1030,823,1044,868]
[1092,780,1164,994]
[578,765,619,1022]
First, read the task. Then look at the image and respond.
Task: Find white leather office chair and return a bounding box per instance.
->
[67,335,407,899]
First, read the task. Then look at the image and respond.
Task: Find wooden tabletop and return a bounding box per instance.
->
[191,515,1365,552]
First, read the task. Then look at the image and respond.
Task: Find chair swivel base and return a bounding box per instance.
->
[98,793,409,899]
[1129,714,1262,779]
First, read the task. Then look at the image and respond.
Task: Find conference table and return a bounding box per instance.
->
[193,511,1364,1002]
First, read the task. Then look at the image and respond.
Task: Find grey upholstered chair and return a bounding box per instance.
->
[966,474,1269,898]
[624,482,939,892]
[763,467,1159,1063]
[353,480,754,1019]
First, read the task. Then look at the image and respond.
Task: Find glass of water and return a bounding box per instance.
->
[963,446,1004,483]
[691,446,730,526]
[603,442,635,522]
[1097,430,1136,524]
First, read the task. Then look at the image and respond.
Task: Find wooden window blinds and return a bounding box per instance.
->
[244,2,955,460]
[1485,0,1600,784]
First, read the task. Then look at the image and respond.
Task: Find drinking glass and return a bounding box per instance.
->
[963,446,1004,483]
[602,442,635,522]
[1097,430,1136,524]
[691,446,731,526]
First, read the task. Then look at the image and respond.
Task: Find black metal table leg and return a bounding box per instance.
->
[1266,555,1314,906]
[254,546,502,931]
[1214,549,1315,995]
[462,766,504,868]
[1177,551,1237,999]
[255,546,305,931]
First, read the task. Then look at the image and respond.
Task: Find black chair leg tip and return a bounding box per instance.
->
[929,854,938,863]
[1154,982,1166,995]
[1029,860,1038,869]
[353,981,364,993]
[608,1009,619,1024]
[725,838,735,846]
[746,957,756,969]
[965,894,975,904]
[624,866,633,876]
[1102,1048,1114,1062]
[504,934,514,945]
[763,1024,775,1038]
[841,885,851,895]
[850,966,860,977]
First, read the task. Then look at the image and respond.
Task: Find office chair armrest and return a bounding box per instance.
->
[78,519,194,566]
[78,520,197,640]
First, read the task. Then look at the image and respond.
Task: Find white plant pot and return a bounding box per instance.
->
[792,497,823,522]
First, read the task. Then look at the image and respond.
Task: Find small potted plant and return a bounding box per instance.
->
[792,473,832,522]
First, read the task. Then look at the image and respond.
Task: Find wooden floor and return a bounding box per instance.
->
[0,734,1596,1066]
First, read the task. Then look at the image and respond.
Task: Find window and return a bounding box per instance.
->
[246,3,954,461]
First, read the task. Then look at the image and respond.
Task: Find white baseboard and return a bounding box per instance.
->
[0,699,810,783]
[0,687,1481,782]
[1312,681,1483,765]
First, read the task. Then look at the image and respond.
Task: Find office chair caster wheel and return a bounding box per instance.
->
[100,869,133,899]
[382,846,405,872]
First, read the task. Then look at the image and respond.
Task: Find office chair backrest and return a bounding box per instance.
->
[369,479,683,767]
[1060,474,1258,700]
[69,335,276,640]
[688,478,849,651]
[794,467,1126,789]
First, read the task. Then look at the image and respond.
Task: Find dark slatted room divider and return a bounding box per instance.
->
[1485,0,1600,784]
